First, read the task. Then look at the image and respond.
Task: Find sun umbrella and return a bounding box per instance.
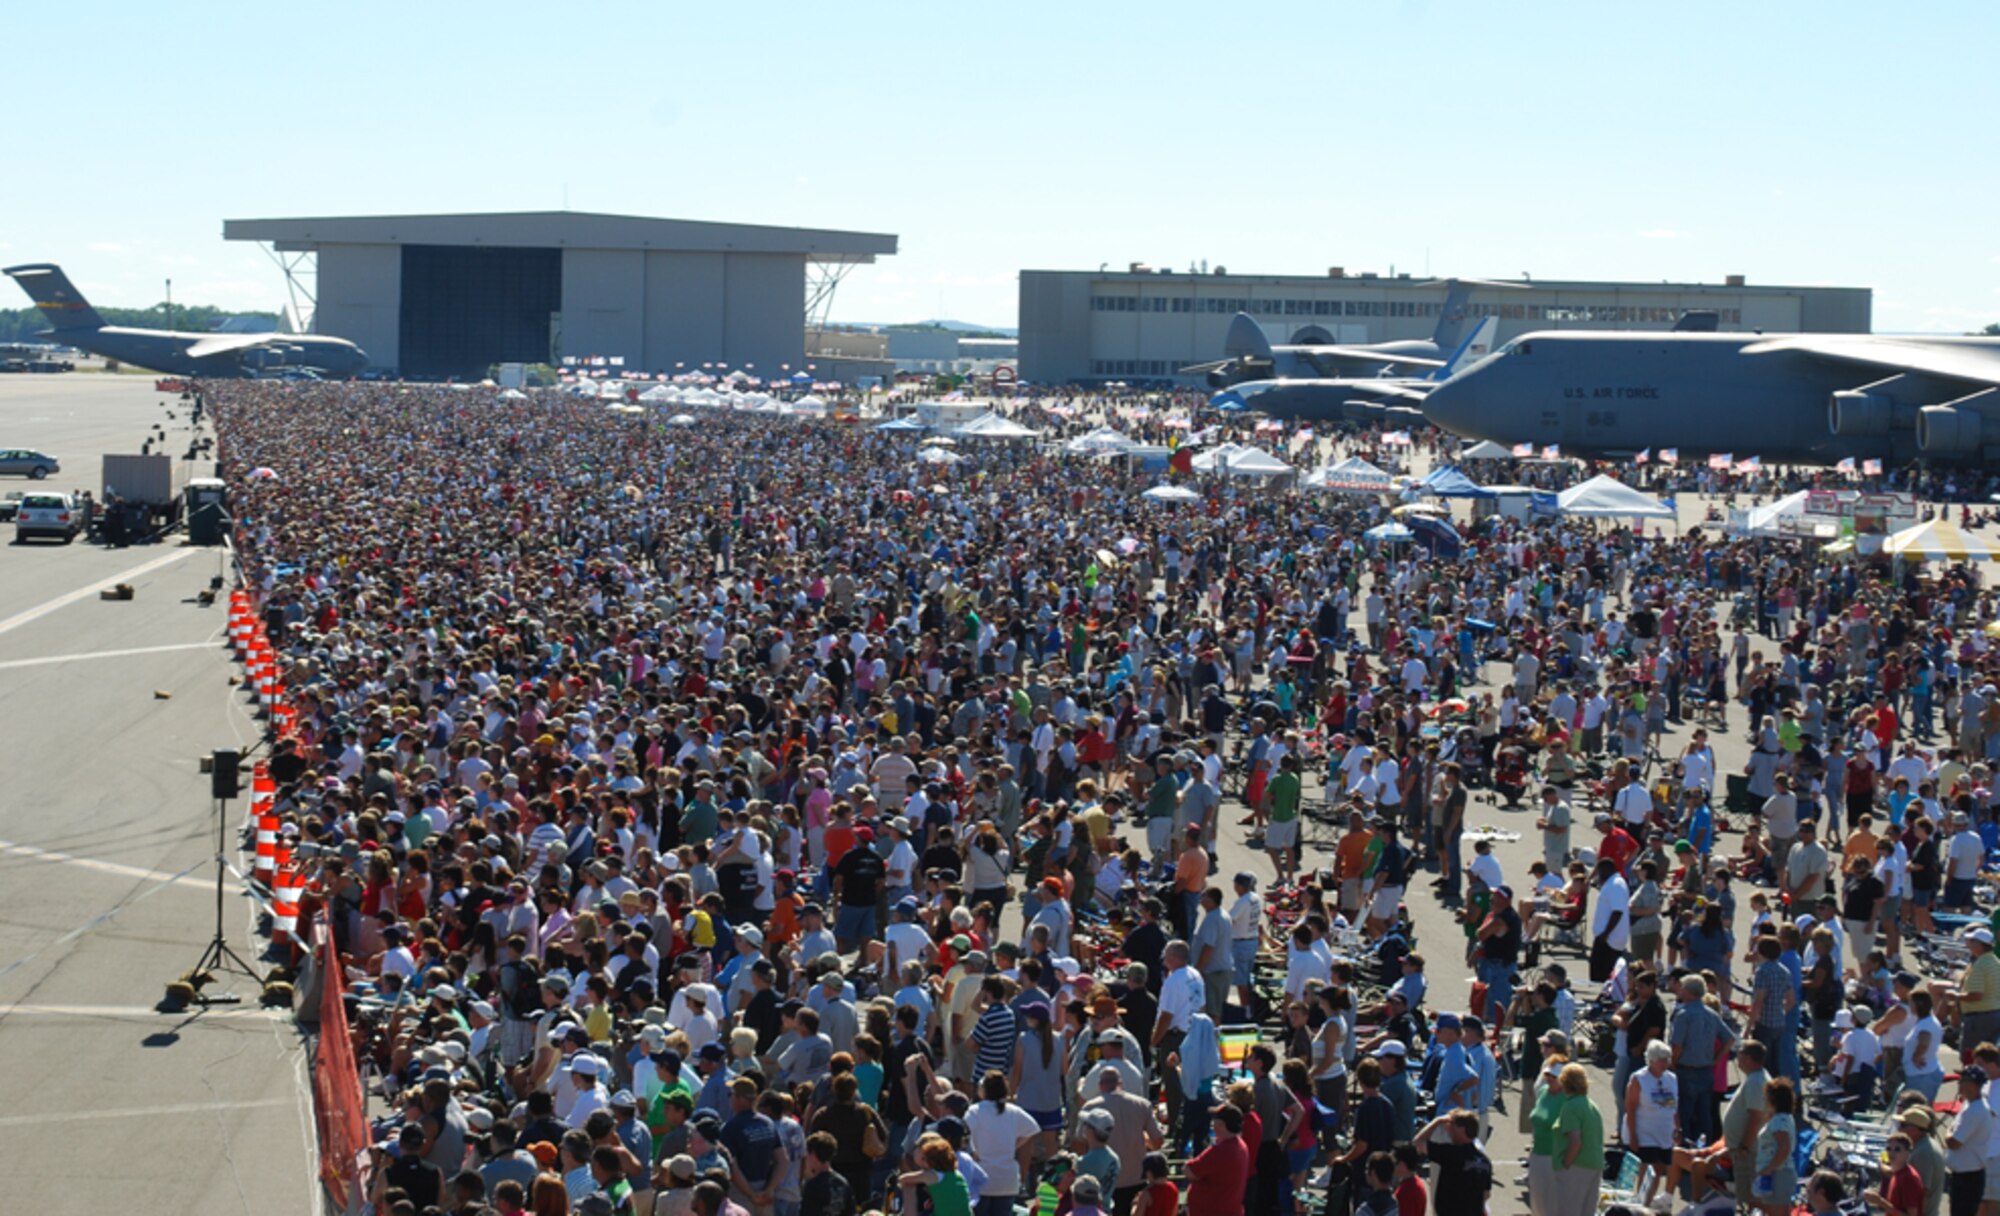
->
[1364,522,1415,543]
[1141,485,1200,502]
[916,446,963,465]
[1115,537,1141,555]
[247,467,277,480]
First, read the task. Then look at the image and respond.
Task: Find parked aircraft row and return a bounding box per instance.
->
[1190,291,2000,466]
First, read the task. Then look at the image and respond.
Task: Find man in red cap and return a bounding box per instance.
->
[831,824,885,951]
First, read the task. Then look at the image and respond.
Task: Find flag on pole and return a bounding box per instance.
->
[1708,452,1733,470]
[1634,448,1650,465]
[1541,444,1561,460]
[1834,457,1856,473]
[1735,456,1762,473]
[1862,458,1883,475]
[1658,448,1679,465]
[1511,442,1533,457]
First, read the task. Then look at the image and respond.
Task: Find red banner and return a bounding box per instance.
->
[312,916,369,1207]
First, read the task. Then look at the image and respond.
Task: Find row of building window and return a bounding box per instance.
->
[1090,296,1745,325]
[1092,359,1184,376]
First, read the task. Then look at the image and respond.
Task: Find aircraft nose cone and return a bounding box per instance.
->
[1422,377,1478,436]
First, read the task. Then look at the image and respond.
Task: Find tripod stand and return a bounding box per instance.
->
[178,794,262,1005]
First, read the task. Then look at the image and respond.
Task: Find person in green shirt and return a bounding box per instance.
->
[1144,756,1181,860]
[1527,1048,1570,1209]
[900,1132,972,1216]
[1265,755,1303,884]
[1550,1064,1604,1213]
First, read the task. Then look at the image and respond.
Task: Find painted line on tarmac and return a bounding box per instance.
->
[0,547,199,638]
[0,1096,290,1127]
[0,1003,285,1021]
[0,640,217,670]
[0,839,236,893]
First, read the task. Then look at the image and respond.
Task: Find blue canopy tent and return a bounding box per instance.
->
[875,416,928,431]
[1417,465,1496,498]
[1406,512,1464,559]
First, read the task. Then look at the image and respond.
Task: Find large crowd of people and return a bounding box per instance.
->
[214,379,2000,1216]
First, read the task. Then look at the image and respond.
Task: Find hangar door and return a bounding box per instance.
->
[398,245,561,379]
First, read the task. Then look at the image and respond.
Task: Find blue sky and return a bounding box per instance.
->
[5,3,1994,333]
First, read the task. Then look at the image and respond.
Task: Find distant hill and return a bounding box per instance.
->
[880,319,1017,338]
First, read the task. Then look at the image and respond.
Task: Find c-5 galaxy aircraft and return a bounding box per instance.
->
[1184,278,1517,387]
[1220,316,1500,427]
[4,263,368,378]
[1420,328,2000,466]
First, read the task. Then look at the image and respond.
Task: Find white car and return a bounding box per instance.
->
[14,491,81,542]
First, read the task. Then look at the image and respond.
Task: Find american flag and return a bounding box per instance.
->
[1383,430,1412,446]
[1735,456,1761,473]
[1708,452,1733,470]
[1834,457,1856,473]
[1659,448,1679,464]
[1511,442,1533,457]
[1634,449,1651,465]
[1863,458,1883,475]
[1541,444,1561,459]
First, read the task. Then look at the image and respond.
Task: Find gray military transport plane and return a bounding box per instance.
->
[1222,316,1501,427]
[1185,278,1517,387]
[4,263,367,378]
[1420,329,2000,466]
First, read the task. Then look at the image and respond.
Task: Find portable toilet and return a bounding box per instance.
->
[185,477,228,545]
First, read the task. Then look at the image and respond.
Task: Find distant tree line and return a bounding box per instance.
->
[0,303,269,345]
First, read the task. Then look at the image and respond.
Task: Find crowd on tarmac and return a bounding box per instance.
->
[213,377,2000,1216]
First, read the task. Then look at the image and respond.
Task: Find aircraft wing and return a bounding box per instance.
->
[183,332,281,359]
[1740,336,2000,387]
[1304,345,1445,369]
[1177,357,1233,375]
[1339,380,1431,401]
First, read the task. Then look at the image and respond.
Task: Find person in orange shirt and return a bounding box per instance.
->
[1335,810,1374,921]
[1176,826,1210,939]
[766,870,803,948]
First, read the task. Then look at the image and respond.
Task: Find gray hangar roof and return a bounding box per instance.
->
[223,211,898,263]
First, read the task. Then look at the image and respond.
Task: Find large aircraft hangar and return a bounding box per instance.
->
[223,212,898,379]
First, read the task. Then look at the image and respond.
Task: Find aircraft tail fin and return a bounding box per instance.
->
[1433,316,1499,380]
[1429,279,1480,353]
[1222,311,1274,360]
[4,263,106,331]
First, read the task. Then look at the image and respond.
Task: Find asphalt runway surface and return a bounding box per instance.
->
[0,374,316,1214]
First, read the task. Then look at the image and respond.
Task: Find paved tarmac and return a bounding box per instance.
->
[0,374,316,1215]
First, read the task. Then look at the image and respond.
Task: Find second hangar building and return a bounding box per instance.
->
[1019,268,1873,384]
[223,211,898,379]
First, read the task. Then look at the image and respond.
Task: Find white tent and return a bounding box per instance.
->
[1064,426,1138,455]
[1188,443,1247,472]
[1459,439,1516,460]
[954,411,1040,440]
[916,446,964,465]
[791,393,828,412]
[666,414,698,427]
[1555,474,1676,519]
[1141,484,1200,502]
[497,388,529,401]
[1217,448,1293,478]
[639,384,679,403]
[1882,517,2000,562]
[1742,490,1813,538]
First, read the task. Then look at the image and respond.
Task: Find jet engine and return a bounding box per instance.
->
[1343,399,1385,425]
[1381,406,1427,428]
[1828,389,1897,437]
[1916,405,1988,458]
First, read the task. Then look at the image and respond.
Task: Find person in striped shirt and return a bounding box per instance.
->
[971,977,1019,1085]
